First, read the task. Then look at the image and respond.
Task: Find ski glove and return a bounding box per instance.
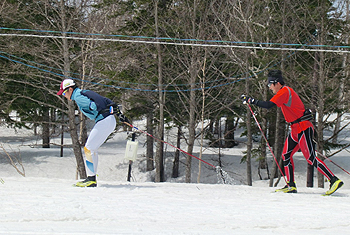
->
[107,104,131,124]
[240,94,257,105]
[117,113,130,124]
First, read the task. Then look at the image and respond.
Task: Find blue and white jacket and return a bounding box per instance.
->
[71,88,114,123]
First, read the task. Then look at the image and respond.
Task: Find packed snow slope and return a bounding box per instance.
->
[0,121,349,234]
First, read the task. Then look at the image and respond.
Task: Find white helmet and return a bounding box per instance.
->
[57,79,75,95]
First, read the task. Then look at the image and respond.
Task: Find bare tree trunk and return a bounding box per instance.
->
[155,0,164,182]
[67,101,86,179]
[317,21,326,188]
[42,108,50,148]
[172,126,181,178]
[146,112,154,172]
[307,54,320,187]
[79,46,89,146]
[224,116,236,148]
[269,109,284,187]
[197,58,206,183]
[79,113,88,146]
[185,0,199,184]
[276,112,286,180]
[333,2,349,144]
[259,86,268,179]
[245,78,252,186]
[272,0,288,187]
[317,56,325,188]
[185,60,196,183]
[60,0,86,179]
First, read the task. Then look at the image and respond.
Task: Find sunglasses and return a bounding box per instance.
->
[267,83,274,88]
[62,88,69,96]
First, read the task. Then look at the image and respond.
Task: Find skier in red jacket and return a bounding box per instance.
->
[241,70,343,195]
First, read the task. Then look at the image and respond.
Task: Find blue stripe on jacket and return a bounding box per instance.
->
[71,88,114,122]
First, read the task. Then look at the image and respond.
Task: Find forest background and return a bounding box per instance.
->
[0,0,350,189]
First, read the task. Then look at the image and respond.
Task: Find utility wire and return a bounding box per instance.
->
[0,52,246,92]
[1,32,349,53]
[1,27,350,52]
[0,28,346,92]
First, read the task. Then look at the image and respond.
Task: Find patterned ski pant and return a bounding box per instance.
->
[282,126,334,183]
[84,115,116,176]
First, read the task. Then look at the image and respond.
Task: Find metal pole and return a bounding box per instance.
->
[127,133,136,182]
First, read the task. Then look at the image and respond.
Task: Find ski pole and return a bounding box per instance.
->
[123,122,235,184]
[246,104,288,185]
[123,122,217,169]
[315,150,350,176]
[117,114,234,183]
[106,106,217,168]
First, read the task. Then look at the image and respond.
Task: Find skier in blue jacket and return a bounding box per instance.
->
[57,79,129,187]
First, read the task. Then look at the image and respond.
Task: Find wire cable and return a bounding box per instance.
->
[1,32,349,53]
[1,27,350,52]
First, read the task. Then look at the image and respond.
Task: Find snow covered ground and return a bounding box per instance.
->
[0,120,350,234]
